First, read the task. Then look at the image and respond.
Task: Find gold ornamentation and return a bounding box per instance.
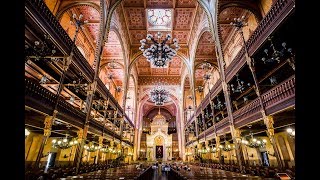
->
[44,116,53,130]
[44,129,51,136]
[264,115,274,130]
[99,136,104,145]
[77,129,84,141]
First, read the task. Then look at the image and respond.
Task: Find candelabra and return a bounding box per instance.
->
[84,142,101,152]
[269,76,278,85]
[214,95,224,110]
[220,135,235,152]
[51,135,78,149]
[241,133,267,148]
[25,34,62,62]
[39,75,49,84]
[261,37,294,65]
[211,147,217,153]
[230,74,251,93]
[66,72,88,93]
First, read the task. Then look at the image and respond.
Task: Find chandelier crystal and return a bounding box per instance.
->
[149,84,170,106]
[139,32,180,67]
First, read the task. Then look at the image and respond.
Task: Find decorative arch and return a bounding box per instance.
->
[218,2,263,22]
[56,2,100,21]
[100,60,125,70]
[128,51,191,76]
[145,107,173,121]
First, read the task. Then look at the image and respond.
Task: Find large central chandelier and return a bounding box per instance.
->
[139,32,180,67]
[149,84,170,106]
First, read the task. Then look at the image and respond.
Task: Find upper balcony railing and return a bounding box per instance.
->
[25,77,132,145]
[261,75,295,114]
[197,75,295,141]
[225,0,295,82]
[186,0,294,127]
[25,0,134,127]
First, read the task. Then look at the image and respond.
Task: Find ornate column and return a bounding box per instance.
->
[215,136,222,164]
[119,114,124,158]
[73,124,88,167]
[133,127,139,161]
[264,115,284,169]
[205,140,209,160]
[109,141,114,162]
[242,141,250,166]
[74,0,109,173]
[34,114,56,168]
[230,127,245,168]
[96,136,103,164]
[221,79,245,171]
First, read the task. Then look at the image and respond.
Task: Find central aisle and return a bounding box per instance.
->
[151,166,169,180]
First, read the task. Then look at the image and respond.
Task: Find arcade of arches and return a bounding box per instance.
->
[25,0,295,179]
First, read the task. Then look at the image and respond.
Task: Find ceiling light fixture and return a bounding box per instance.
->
[149,84,170,106]
[139,32,180,67]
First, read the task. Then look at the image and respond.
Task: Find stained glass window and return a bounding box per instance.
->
[147,9,172,26]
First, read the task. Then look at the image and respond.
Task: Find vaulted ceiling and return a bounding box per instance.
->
[47,0,261,118]
[120,0,199,86]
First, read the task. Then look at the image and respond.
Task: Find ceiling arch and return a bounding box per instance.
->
[56,2,101,21]
[145,107,173,121]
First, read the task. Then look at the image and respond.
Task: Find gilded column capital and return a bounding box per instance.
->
[77,129,84,141]
[44,116,54,131]
[43,129,51,136]
[215,136,220,144]
[264,115,274,129]
[267,128,275,136]
[98,136,104,145]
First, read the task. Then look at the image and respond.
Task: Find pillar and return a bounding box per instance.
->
[96,136,103,164]
[264,115,284,169]
[133,127,139,161]
[73,125,88,169]
[215,136,222,164]
[34,113,56,168]
[230,126,245,170]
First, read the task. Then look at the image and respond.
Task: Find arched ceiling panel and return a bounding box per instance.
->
[195,31,216,61]
[219,6,251,44]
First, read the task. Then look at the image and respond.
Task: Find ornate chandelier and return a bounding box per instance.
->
[261,37,293,64]
[52,135,78,149]
[139,32,180,67]
[84,142,101,152]
[230,74,251,93]
[241,133,267,148]
[149,84,170,106]
[221,143,235,152]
